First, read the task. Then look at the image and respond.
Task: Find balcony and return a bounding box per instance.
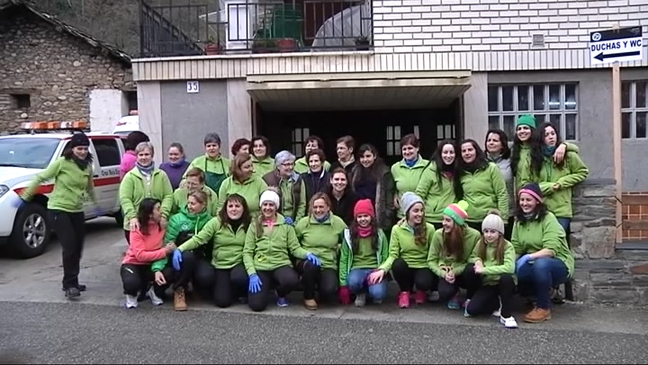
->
[139,0,373,58]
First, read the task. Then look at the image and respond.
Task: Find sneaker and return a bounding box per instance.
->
[414,290,426,305]
[64,287,80,299]
[147,286,163,306]
[463,299,471,317]
[276,297,289,307]
[125,294,138,309]
[500,316,519,328]
[447,295,461,310]
[492,297,502,317]
[397,291,410,308]
[354,293,366,307]
[61,284,86,292]
[427,291,440,302]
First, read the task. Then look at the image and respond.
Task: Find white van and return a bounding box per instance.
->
[112,111,140,136]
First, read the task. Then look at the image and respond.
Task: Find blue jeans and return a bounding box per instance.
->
[347,268,387,301]
[556,217,571,236]
[517,257,569,309]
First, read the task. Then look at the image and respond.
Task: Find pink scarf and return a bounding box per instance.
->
[357,226,372,238]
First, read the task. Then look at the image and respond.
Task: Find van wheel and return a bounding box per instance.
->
[9,203,50,259]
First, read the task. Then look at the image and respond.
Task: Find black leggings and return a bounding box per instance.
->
[51,210,85,290]
[438,269,468,303]
[120,263,173,296]
[248,266,299,312]
[213,264,249,308]
[295,260,337,302]
[391,258,436,293]
[464,265,515,318]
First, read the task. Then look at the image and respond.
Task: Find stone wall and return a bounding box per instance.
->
[0,7,133,132]
[570,179,648,305]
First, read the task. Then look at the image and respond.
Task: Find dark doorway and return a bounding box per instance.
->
[256,100,462,166]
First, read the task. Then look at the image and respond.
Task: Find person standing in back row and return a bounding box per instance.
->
[16,132,100,299]
[186,133,230,194]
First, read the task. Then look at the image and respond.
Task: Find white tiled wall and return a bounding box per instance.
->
[373,0,648,54]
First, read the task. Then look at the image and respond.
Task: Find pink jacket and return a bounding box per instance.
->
[122,223,168,265]
[119,151,137,179]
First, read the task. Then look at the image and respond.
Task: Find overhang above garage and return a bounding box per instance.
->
[246,70,472,112]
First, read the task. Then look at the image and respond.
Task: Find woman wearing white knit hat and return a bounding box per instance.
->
[242,188,318,312]
[463,211,518,329]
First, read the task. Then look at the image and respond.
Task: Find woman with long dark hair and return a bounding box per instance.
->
[174,193,252,308]
[325,168,357,225]
[120,198,175,309]
[484,129,515,239]
[416,140,461,226]
[17,132,99,299]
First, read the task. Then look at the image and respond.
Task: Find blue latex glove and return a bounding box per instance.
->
[172,249,183,271]
[516,254,532,273]
[305,252,321,267]
[248,273,262,293]
[12,196,25,209]
[284,216,294,226]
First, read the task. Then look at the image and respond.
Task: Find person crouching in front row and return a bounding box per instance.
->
[243,188,316,312]
[463,212,518,329]
[120,198,176,308]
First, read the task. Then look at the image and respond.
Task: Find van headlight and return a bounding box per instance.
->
[0,185,9,198]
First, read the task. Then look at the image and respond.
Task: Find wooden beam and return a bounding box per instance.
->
[623,220,648,230]
[623,195,648,205]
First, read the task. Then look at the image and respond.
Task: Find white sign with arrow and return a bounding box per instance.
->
[590,26,643,65]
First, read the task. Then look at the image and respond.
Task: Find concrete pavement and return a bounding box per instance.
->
[0,218,647,363]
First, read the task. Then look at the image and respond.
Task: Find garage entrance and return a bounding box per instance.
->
[248,71,471,165]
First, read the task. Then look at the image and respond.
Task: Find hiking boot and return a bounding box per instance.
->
[304,299,318,310]
[524,307,551,323]
[64,287,80,299]
[174,288,187,311]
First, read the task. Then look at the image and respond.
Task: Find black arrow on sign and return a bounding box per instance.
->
[595,50,640,61]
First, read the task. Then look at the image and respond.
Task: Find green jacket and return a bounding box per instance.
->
[537,151,588,218]
[511,211,575,278]
[217,175,268,218]
[427,226,481,276]
[459,162,509,222]
[414,161,456,223]
[379,221,436,271]
[252,156,275,178]
[172,185,219,216]
[338,228,389,286]
[391,157,429,218]
[294,157,331,174]
[119,168,174,230]
[178,216,248,269]
[242,214,309,275]
[185,154,230,178]
[516,142,580,190]
[21,157,96,213]
[468,239,516,285]
[152,206,211,270]
[295,214,347,270]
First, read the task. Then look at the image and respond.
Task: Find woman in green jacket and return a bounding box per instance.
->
[537,122,589,235]
[338,199,389,307]
[391,134,428,219]
[172,167,218,216]
[463,213,518,329]
[251,135,275,178]
[415,140,460,225]
[162,190,212,311]
[512,183,574,324]
[456,139,509,231]
[185,133,230,193]
[368,193,435,309]
[17,132,98,299]
[243,188,316,312]
[217,152,268,218]
[119,142,174,245]
[427,201,481,310]
[294,192,347,310]
[173,193,252,308]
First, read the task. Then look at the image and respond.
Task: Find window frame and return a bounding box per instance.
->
[291,127,310,158]
[92,138,121,167]
[621,80,648,140]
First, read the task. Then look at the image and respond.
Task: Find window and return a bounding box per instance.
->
[0,138,59,169]
[488,84,579,141]
[291,128,309,157]
[124,90,138,111]
[92,139,121,166]
[436,124,455,144]
[621,81,647,139]
[386,126,401,156]
[10,94,30,109]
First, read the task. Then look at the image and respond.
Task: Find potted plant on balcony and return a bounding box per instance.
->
[354,35,370,51]
[276,38,298,52]
[252,38,277,53]
[203,37,221,55]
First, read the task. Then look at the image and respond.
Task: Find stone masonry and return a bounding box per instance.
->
[0,6,133,132]
[570,180,648,305]
[373,0,648,55]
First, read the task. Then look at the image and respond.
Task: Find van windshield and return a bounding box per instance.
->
[0,138,60,169]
